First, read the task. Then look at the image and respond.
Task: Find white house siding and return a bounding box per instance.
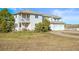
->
[50,24,64,30]
[14,14,27,31]
[26,15,43,30]
[14,15,21,31]
[14,23,20,31]
[14,14,65,31]
[14,15,20,23]
[48,18,52,22]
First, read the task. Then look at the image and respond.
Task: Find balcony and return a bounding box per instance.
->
[20,18,30,23]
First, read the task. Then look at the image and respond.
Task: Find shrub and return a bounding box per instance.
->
[0,8,14,32]
[35,19,50,32]
[1,20,7,32]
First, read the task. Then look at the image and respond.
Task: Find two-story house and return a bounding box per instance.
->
[14,10,65,31]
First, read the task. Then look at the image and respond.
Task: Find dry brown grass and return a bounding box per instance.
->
[0,31,79,51]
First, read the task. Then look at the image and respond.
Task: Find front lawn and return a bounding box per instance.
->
[0,31,79,51]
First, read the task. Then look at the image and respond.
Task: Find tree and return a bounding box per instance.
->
[35,18,50,32]
[0,8,14,32]
[0,19,3,31]
[1,20,7,32]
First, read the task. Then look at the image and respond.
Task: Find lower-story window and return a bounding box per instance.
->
[15,23,18,28]
[35,15,38,18]
[19,23,21,27]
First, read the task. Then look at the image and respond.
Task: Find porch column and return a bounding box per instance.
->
[21,13,22,20]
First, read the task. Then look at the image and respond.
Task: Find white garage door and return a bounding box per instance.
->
[50,24,64,30]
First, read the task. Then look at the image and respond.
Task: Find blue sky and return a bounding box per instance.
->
[1,8,79,24]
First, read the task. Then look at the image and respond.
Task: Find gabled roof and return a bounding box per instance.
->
[16,10,42,15]
[14,10,52,17]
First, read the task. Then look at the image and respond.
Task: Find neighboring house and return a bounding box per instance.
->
[65,24,79,31]
[14,10,65,31]
[50,17,65,30]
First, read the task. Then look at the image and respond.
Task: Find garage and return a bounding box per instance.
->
[50,21,65,31]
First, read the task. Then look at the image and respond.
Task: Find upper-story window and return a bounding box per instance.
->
[15,15,17,18]
[22,14,26,18]
[27,14,30,18]
[35,15,38,18]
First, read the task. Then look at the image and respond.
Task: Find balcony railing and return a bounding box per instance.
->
[20,18,30,23]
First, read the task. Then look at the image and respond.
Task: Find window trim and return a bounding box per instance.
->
[35,15,38,18]
[27,14,30,18]
[22,14,26,18]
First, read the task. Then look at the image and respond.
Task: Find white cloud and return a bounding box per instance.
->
[51,9,79,24]
[52,10,63,17]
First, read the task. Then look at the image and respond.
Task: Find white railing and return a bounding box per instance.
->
[20,18,30,23]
